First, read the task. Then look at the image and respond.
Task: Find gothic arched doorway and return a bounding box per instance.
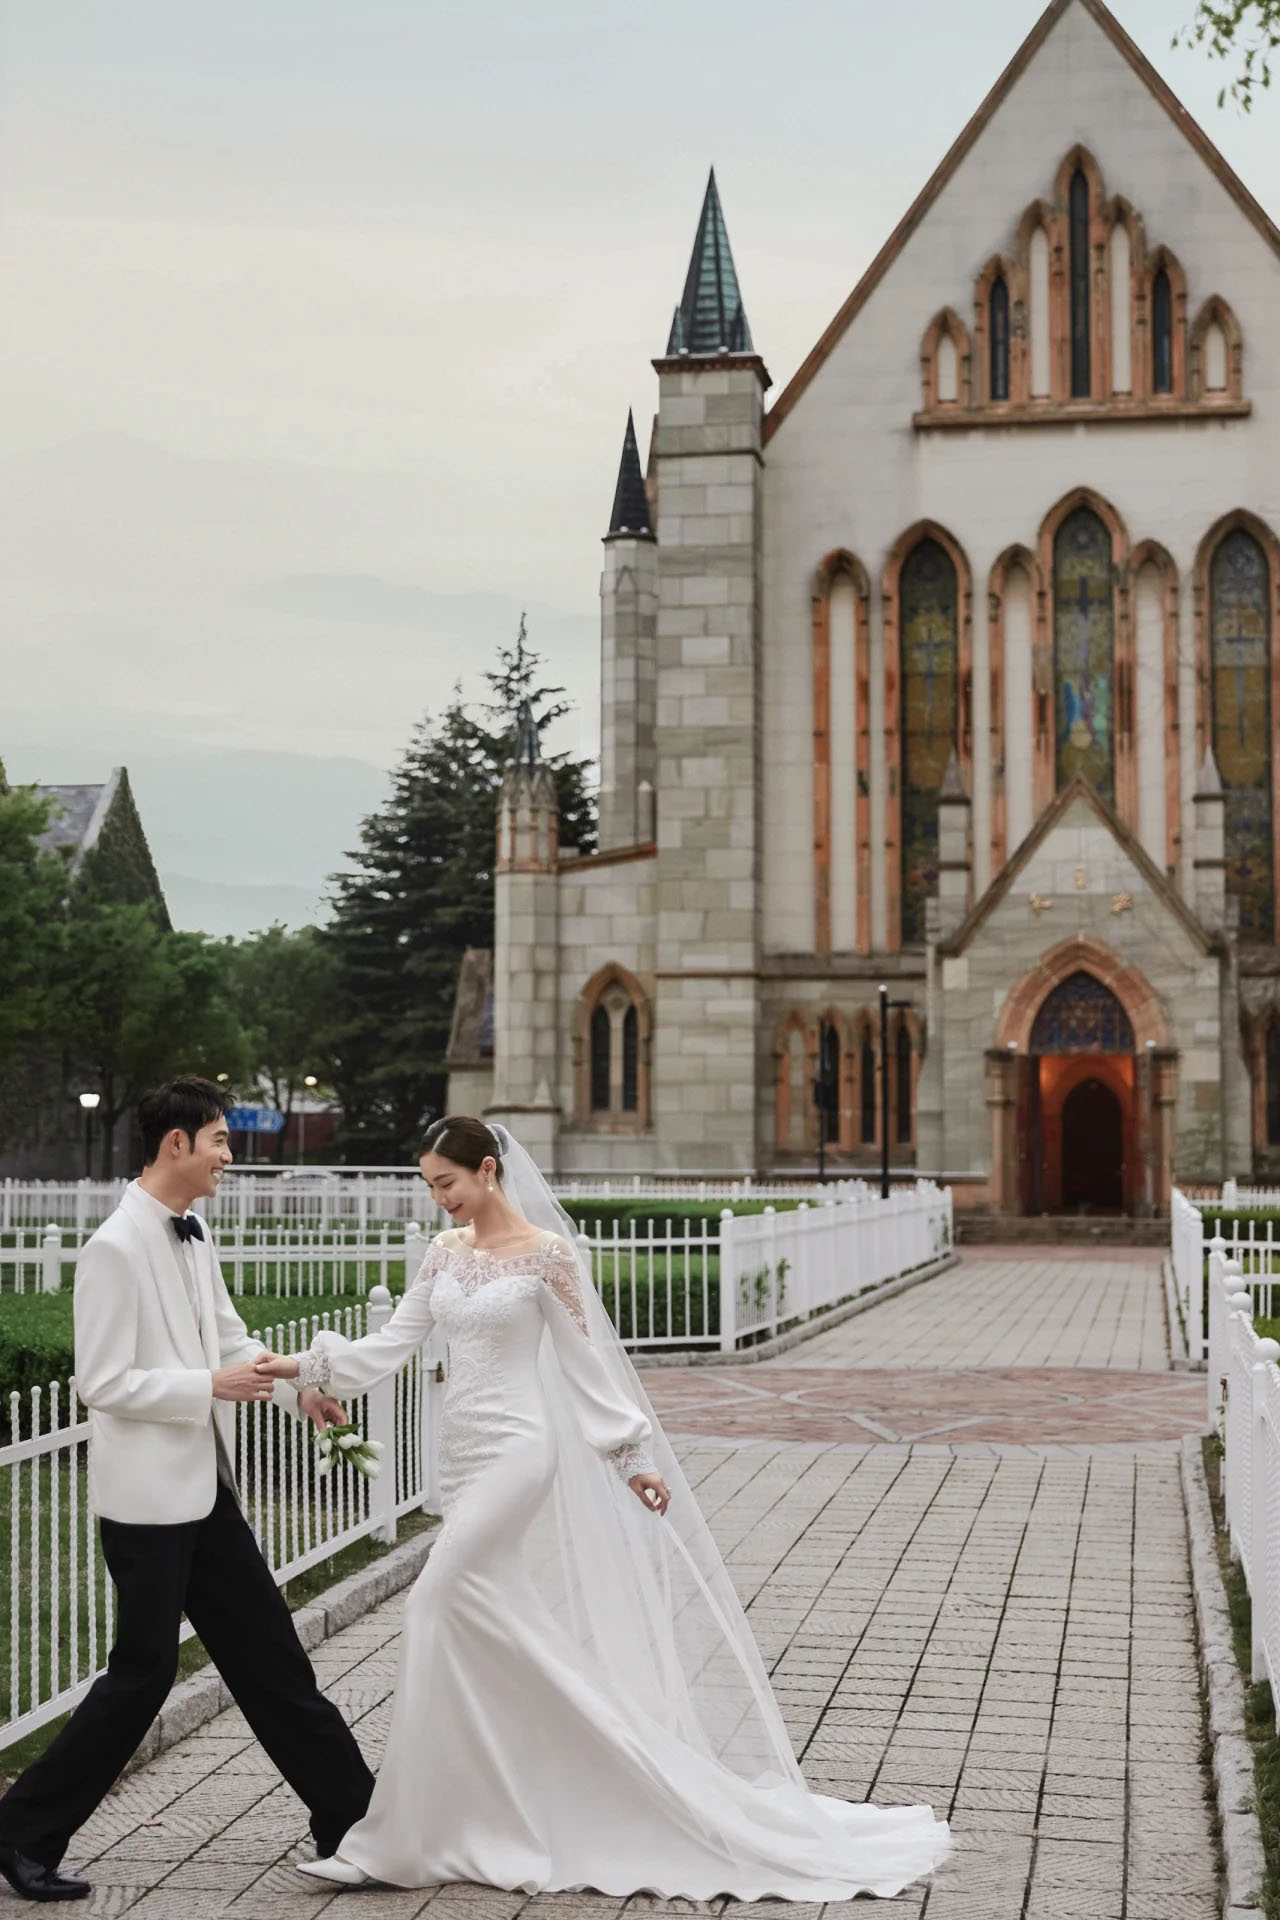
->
[1025,970,1134,1214]
[1061,1078,1124,1210]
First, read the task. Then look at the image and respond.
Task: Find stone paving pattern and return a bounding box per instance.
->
[1,1253,1217,1920]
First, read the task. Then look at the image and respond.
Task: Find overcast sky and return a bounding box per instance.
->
[2,0,1277,933]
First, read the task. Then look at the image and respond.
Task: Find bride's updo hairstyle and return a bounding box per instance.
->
[419,1115,504,1184]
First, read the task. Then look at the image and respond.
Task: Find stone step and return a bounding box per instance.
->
[957,1212,1169,1246]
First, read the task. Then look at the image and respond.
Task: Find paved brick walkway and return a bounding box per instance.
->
[4,1251,1216,1920]
[787,1253,1168,1374]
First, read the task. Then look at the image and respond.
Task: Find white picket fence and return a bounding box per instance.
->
[1170,1188,1208,1364]
[0,1292,444,1748]
[0,1179,952,1747]
[0,1170,882,1237]
[1208,1237,1280,1702]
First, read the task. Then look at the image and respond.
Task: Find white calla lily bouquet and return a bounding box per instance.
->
[315,1422,385,1479]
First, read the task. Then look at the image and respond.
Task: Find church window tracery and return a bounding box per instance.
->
[1030,971,1135,1054]
[899,539,959,945]
[576,965,650,1130]
[1210,528,1274,940]
[1068,168,1091,398]
[989,276,1010,401]
[1053,508,1115,802]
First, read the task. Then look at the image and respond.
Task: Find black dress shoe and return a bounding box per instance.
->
[0,1848,90,1902]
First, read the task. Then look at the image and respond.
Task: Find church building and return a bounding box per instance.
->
[455,0,1280,1212]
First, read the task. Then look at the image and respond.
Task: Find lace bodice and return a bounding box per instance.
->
[296,1230,655,1484]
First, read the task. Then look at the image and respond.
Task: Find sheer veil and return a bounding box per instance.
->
[489,1124,804,1793]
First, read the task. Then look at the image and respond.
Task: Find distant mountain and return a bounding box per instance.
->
[160,873,329,940]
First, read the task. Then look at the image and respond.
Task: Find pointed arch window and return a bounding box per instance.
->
[899,538,959,945]
[989,276,1010,402]
[590,1006,611,1111]
[1152,269,1173,395]
[895,1023,913,1144]
[1053,507,1114,802]
[622,1005,638,1112]
[1268,1021,1280,1146]
[1069,168,1092,398]
[860,1030,877,1144]
[1210,528,1274,940]
[579,966,650,1129]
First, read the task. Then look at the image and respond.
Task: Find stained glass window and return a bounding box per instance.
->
[590,1005,611,1111]
[900,538,958,945]
[622,1004,638,1112]
[1211,529,1274,941]
[1054,507,1114,801]
[1268,1023,1280,1146]
[1029,971,1135,1054]
[895,1024,912,1143]
[860,1032,877,1144]
[1152,269,1173,394]
[990,276,1010,401]
[1069,169,1092,397]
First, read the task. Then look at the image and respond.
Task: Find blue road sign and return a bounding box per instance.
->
[226,1106,286,1135]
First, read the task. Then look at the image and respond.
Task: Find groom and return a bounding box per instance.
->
[0,1077,375,1900]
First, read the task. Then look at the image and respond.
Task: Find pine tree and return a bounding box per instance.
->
[322,623,595,1160]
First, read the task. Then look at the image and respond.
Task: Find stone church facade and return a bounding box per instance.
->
[452,0,1280,1211]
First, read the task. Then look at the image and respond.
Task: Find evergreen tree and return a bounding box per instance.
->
[323,621,595,1161]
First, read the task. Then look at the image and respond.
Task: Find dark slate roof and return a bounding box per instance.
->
[607,410,653,539]
[35,780,115,865]
[665,169,754,357]
[446,948,494,1065]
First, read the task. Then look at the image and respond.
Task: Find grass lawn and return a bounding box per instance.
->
[1204,1435,1280,1920]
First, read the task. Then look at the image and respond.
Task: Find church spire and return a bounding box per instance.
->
[606,410,653,540]
[665,168,753,357]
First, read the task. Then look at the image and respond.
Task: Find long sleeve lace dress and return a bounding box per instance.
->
[293,1228,950,1899]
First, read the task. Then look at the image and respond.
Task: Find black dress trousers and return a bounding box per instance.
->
[0,1483,375,1869]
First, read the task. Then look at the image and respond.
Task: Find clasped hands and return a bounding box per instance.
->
[209,1351,346,1434]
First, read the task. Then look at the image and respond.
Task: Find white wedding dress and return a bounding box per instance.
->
[295,1225,950,1899]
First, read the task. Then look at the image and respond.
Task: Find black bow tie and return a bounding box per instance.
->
[172,1214,204,1244]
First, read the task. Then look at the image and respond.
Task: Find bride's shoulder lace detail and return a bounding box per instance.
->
[536,1235,590,1333]
[415,1234,453,1288]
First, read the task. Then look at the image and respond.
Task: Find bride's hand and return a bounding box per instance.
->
[629,1473,671,1515]
[253,1350,301,1381]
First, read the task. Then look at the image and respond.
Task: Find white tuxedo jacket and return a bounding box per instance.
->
[73,1181,299,1525]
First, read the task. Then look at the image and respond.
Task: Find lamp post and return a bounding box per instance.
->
[78,1092,100,1181]
[298,1075,318,1164]
[813,1020,839,1185]
[878,984,913,1202]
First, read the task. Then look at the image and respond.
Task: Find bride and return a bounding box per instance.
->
[254,1117,950,1900]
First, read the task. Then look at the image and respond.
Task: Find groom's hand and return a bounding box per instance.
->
[212,1362,275,1403]
[298,1388,348,1433]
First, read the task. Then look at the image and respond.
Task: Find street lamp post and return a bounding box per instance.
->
[78,1092,100,1181]
[878,984,913,1202]
[298,1075,318,1164]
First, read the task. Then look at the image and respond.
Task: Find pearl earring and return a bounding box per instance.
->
[487,1180,494,1193]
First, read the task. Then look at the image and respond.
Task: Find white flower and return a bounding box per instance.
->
[363,1460,383,1480]
[316,1456,333,1476]
[336,1432,359,1451]
[364,1440,386,1457]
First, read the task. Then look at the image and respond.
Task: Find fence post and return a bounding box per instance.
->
[1207,1240,1228,1426]
[718,1209,737,1354]
[41,1223,63,1294]
[364,1285,397,1543]
[1253,1339,1280,1681]
[1223,1177,1239,1210]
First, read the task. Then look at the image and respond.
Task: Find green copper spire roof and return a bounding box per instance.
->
[665,169,753,357]
[607,410,653,539]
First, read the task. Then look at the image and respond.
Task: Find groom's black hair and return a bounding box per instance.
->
[138,1077,232,1164]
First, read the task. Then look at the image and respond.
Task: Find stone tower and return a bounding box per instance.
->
[650,171,769,1169]
[598,411,658,851]
[486,702,560,1168]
